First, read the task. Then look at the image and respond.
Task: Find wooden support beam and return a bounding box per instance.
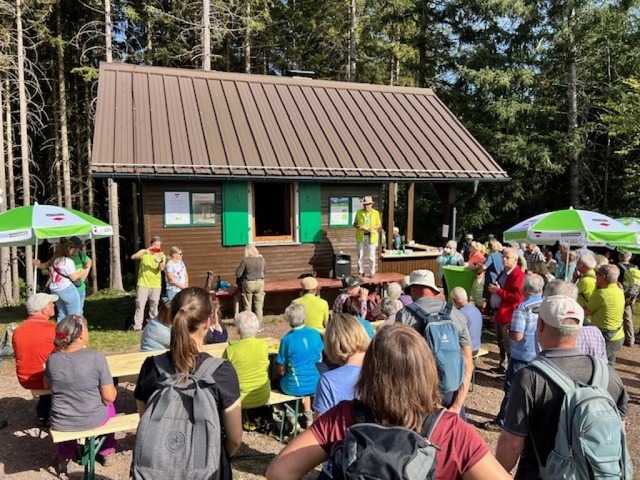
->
[406,183,415,242]
[434,184,457,244]
[387,183,397,250]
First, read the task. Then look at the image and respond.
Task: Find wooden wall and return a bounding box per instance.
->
[141,181,384,288]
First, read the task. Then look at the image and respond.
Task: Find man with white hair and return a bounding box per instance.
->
[451,287,482,356]
[575,253,597,308]
[496,295,629,478]
[353,196,382,277]
[483,274,544,432]
[12,293,58,425]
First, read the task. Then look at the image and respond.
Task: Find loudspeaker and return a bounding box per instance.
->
[333,253,351,279]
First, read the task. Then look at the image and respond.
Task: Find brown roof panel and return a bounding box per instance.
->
[91,63,508,182]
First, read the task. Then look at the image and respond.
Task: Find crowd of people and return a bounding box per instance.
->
[6,227,636,479]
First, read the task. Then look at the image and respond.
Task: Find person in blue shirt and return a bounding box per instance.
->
[276,303,324,428]
[482,273,544,432]
[451,287,483,356]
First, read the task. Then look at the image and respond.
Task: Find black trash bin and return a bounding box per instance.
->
[333,253,351,279]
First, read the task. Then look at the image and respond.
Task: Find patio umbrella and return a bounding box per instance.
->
[0,203,113,286]
[614,217,640,254]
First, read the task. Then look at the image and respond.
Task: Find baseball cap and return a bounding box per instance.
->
[27,293,59,315]
[407,270,440,293]
[537,295,584,330]
[69,236,83,248]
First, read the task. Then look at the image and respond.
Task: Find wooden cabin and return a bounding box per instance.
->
[90,63,508,294]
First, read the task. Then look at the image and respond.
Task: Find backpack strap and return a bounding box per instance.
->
[588,356,609,390]
[421,408,445,441]
[529,355,576,395]
[439,303,453,319]
[405,302,429,325]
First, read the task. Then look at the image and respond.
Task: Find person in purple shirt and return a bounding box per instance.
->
[451,287,483,355]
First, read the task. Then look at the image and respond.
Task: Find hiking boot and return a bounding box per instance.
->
[97,453,116,467]
[480,420,503,432]
[56,459,70,475]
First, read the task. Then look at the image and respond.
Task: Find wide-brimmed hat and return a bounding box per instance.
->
[362,196,374,205]
[341,275,363,291]
[537,295,584,331]
[26,293,59,314]
[300,276,318,290]
[407,269,440,293]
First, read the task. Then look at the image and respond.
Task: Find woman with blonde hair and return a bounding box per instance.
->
[467,241,487,308]
[266,324,510,480]
[164,246,188,300]
[134,287,242,479]
[235,244,267,326]
[44,315,117,474]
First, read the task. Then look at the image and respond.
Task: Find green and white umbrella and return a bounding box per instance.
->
[614,218,640,253]
[0,203,113,247]
[503,208,638,246]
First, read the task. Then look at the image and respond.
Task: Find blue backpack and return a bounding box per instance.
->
[405,302,464,393]
[529,356,633,480]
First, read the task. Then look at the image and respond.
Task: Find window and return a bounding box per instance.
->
[253,183,293,242]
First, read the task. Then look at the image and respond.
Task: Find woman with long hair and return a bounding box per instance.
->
[266,324,510,480]
[134,287,242,479]
[44,315,118,474]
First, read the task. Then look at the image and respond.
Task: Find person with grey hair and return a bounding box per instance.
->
[545,280,606,359]
[236,244,267,326]
[376,296,399,330]
[222,311,270,411]
[483,274,544,432]
[575,253,597,308]
[616,251,637,346]
[451,287,482,356]
[436,239,464,296]
[275,303,324,428]
[496,295,629,477]
[386,282,405,311]
[585,264,625,365]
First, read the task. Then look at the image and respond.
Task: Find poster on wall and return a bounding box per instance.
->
[329,197,350,226]
[164,192,191,226]
[350,197,364,223]
[192,193,216,225]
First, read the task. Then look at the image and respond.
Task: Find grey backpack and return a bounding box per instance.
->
[133,353,224,480]
[530,356,633,480]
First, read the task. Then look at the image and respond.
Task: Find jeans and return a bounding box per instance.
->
[78,289,86,316]
[166,289,178,301]
[52,284,82,323]
[623,304,634,345]
[606,338,624,365]
[357,237,377,276]
[57,403,117,460]
[496,358,529,424]
[134,286,161,330]
[442,391,467,422]
[242,279,265,324]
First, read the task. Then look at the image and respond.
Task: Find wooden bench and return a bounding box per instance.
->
[265,390,303,442]
[50,413,140,480]
[470,347,489,392]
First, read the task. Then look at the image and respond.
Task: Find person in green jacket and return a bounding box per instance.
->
[353,196,382,278]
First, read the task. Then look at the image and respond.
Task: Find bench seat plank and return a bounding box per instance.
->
[50,414,140,444]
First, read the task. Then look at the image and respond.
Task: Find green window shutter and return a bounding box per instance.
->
[222,182,250,246]
[299,183,322,243]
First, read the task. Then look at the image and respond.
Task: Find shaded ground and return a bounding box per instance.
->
[0,315,638,479]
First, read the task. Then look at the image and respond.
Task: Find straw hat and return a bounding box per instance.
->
[362,196,374,205]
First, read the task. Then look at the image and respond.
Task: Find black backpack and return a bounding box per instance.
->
[330,401,445,480]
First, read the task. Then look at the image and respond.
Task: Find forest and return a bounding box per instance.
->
[0,0,639,305]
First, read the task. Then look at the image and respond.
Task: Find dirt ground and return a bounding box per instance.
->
[1,315,639,479]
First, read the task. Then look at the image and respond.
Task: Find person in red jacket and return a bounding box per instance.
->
[12,293,58,425]
[487,248,525,373]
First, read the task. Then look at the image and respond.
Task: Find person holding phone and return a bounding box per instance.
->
[131,236,166,332]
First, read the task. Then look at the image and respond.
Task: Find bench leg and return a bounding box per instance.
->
[79,435,106,480]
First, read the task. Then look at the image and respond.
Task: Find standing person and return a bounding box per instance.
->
[131,236,166,332]
[544,249,557,276]
[585,264,625,365]
[164,246,188,301]
[45,239,87,322]
[616,251,637,346]
[482,239,505,317]
[397,270,473,417]
[496,295,630,479]
[451,287,482,356]
[68,236,92,314]
[12,293,58,426]
[460,233,474,261]
[436,240,464,297]
[482,274,544,432]
[353,196,382,278]
[292,276,329,332]
[266,325,511,480]
[487,248,525,373]
[44,315,118,474]
[523,243,544,271]
[575,253,597,308]
[134,287,243,479]
[467,241,487,307]
[235,244,267,327]
[275,303,324,429]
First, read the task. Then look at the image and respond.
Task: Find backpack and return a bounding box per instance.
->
[133,353,224,480]
[330,401,445,480]
[405,302,464,393]
[0,322,16,359]
[529,356,633,480]
[366,292,384,321]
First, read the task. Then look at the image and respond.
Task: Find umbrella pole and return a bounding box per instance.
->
[33,241,38,294]
[564,242,570,282]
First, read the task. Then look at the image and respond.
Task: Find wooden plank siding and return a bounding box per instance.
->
[141,181,383,289]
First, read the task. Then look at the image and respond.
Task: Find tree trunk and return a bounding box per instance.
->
[203,0,211,70]
[244,2,251,73]
[17,0,33,294]
[348,0,356,81]
[57,1,72,208]
[566,2,580,207]
[52,83,62,205]
[0,75,13,306]
[5,77,19,301]
[85,85,98,293]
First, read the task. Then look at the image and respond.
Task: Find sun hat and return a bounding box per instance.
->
[407,270,440,293]
[362,196,374,205]
[537,295,584,330]
[341,275,363,291]
[26,293,59,315]
[300,276,318,290]
[69,236,83,248]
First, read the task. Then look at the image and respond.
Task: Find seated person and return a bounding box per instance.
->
[341,296,375,339]
[223,311,270,410]
[386,282,406,312]
[140,300,173,351]
[44,316,118,474]
[376,296,399,331]
[205,295,228,344]
[332,276,368,317]
[276,303,324,429]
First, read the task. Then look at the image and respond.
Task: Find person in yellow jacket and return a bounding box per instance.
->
[353,196,382,278]
[131,236,166,331]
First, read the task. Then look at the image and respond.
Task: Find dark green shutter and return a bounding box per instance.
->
[222,182,250,246]
[299,183,322,243]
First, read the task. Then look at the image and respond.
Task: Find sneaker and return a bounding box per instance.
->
[37,417,48,428]
[97,453,116,467]
[489,366,507,375]
[480,420,503,432]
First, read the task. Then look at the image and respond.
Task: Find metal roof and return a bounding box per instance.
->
[91,62,508,182]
